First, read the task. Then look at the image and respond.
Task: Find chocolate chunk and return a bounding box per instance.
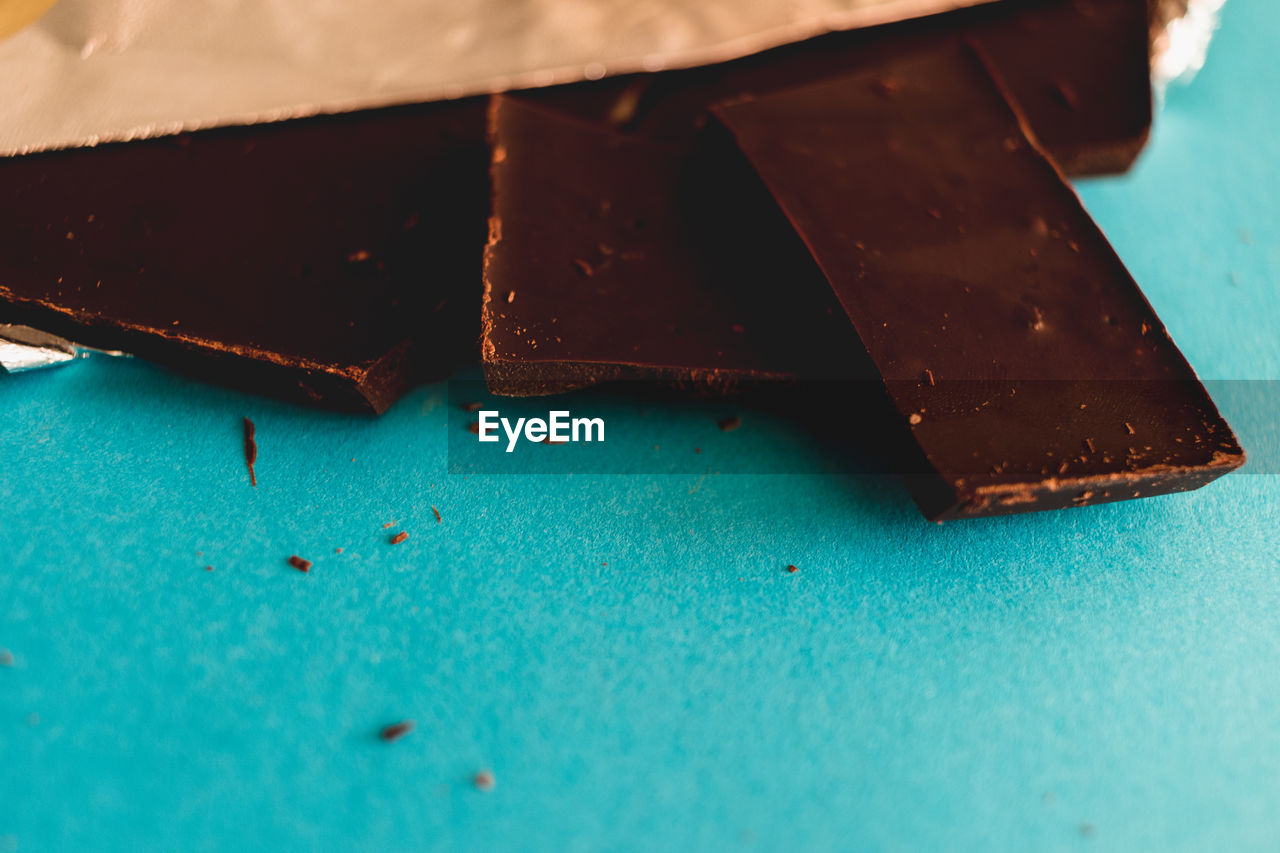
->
[484,0,1152,397]
[711,46,1243,519]
[482,96,861,395]
[0,99,489,412]
[970,0,1151,175]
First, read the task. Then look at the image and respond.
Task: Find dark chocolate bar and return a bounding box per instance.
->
[711,45,1242,518]
[482,96,865,395]
[0,99,489,412]
[484,0,1153,396]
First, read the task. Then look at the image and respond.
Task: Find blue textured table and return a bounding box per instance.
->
[3,3,1278,850]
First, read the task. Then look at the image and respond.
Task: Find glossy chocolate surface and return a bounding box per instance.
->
[712,46,1242,518]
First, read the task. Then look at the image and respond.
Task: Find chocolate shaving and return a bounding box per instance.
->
[432,505,442,523]
[242,417,258,487]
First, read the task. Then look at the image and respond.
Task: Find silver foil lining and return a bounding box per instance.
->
[0,324,124,373]
[0,0,997,157]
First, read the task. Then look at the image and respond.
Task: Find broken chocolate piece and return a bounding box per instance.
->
[482,96,862,395]
[970,0,1152,175]
[712,45,1243,519]
[485,0,1153,398]
[0,99,489,412]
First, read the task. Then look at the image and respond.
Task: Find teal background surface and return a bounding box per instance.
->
[2,2,1278,850]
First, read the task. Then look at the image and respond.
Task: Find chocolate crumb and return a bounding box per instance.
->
[787,564,798,574]
[382,522,393,529]
[347,249,371,262]
[380,720,415,742]
[432,506,442,523]
[506,290,515,303]
[335,548,343,553]
[460,402,483,412]
[573,258,594,277]
[242,417,258,487]
[1124,422,1135,435]
[1084,437,1096,453]
[466,422,480,434]
[287,555,312,573]
[390,531,409,545]
[694,447,702,454]
[204,565,214,572]
[922,368,936,386]
[473,770,496,791]
[717,415,742,432]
